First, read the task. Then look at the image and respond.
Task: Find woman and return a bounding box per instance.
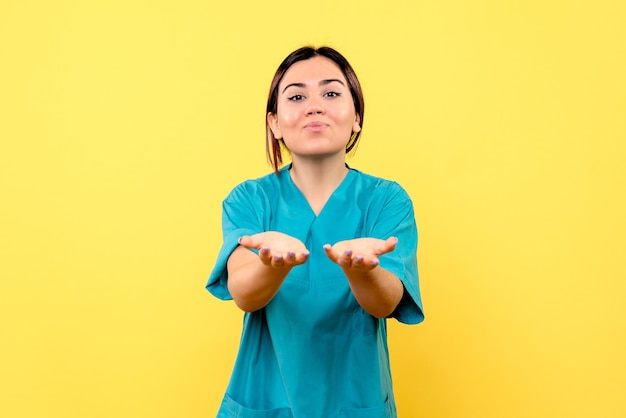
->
[207,46,424,418]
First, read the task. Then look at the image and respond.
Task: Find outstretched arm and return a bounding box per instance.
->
[227,231,309,312]
[324,237,404,318]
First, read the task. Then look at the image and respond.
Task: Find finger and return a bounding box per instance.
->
[351,254,364,268]
[350,255,379,271]
[238,235,260,250]
[283,250,297,266]
[323,244,339,264]
[362,256,379,269]
[270,254,284,268]
[294,250,310,265]
[256,246,273,264]
[284,250,309,266]
[337,249,355,268]
[378,236,398,254]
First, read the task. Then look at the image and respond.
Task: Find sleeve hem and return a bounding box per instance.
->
[206,228,257,301]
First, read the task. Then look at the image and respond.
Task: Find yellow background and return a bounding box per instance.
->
[1,0,624,417]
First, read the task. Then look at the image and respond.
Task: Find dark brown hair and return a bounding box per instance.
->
[266,46,365,173]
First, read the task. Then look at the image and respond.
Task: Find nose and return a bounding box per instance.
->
[305,98,325,115]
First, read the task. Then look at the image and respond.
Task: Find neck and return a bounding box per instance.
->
[289,155,349,215]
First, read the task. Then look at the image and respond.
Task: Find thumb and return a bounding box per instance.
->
[238,235,259,249]
[382,236,398,253]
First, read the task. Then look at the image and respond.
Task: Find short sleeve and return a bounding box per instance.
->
[369,183,424,324]
[206,182,265,300]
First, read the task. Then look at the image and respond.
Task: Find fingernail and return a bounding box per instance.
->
[287,251,295,258]
[345,249,353,257]
[371,260,379,267]
[237,237,242,244]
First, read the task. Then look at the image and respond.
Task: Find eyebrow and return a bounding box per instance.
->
[281,79,346,94]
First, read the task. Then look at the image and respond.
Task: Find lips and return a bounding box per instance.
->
[304,121,328,131]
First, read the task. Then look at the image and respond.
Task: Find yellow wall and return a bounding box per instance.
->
[1,1,624,417]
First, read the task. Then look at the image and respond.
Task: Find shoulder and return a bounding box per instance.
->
[224,169,286,203]
[350,168,413,204]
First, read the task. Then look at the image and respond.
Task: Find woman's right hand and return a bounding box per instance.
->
[238,232,310,269]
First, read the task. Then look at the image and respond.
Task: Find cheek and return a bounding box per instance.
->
[279,114,298,128]
[334,107,357,128]
[275,106,300,128]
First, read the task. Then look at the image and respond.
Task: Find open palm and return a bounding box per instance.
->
[239,231,310,268]
[323,237,398,272]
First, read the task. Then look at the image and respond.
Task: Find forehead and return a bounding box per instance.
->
[280,56,347,88]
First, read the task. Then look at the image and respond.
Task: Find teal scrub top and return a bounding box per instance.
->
[207,165,424,418]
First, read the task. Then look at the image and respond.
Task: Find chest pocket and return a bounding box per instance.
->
[220,394,294,418]
[340,396,392,418]
[280,263,311,290]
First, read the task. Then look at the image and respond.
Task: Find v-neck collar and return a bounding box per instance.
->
[281,163,356,218]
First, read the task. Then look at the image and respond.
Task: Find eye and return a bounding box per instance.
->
[324,91,341,98]
[287,94,305,101]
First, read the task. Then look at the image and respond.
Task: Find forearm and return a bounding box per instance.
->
[343,266,404,318]
[227,246,291,312]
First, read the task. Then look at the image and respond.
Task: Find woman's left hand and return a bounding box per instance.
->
[323,237,398,272]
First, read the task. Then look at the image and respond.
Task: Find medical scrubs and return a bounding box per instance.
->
[207,165,424,418]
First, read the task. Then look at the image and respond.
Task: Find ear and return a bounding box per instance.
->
[267,112,282,139]
[352,115,361,133]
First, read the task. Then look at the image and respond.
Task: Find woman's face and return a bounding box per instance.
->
[268,56,361,162]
